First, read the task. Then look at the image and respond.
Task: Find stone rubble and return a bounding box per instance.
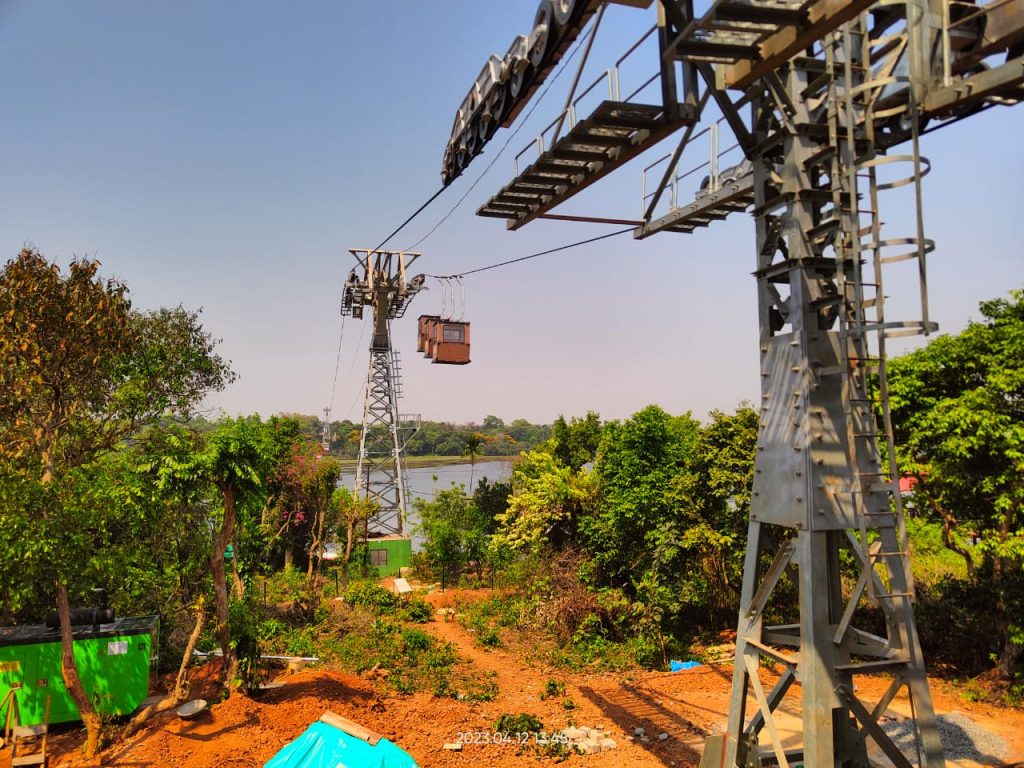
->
[555,725,618,754]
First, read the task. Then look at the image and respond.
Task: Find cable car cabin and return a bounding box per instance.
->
[418,316,441,359]
[431,320,471,365]
[417,315,438,354]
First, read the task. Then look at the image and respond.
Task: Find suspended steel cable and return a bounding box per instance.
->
[334,17,608,421]
[339,318,368,410]
[326,314,347,418]
[369,186,447,254]
[429,227,634,279]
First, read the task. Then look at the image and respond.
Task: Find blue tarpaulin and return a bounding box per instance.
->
[669,659,702,672]
[263,721,418,768]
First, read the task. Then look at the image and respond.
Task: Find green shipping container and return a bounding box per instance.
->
[0,615,158,727]
[367,536,412,578]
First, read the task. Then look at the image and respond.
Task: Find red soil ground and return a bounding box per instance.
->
[5,588,1023,768]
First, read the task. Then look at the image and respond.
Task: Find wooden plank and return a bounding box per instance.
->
[12,726,46,738]
[720,0,877,90]
[11,755,45,767]
[320,711,383,746]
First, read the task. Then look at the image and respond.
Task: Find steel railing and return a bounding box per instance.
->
[513,26,660,176]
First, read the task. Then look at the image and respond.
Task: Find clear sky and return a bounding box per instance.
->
[2,1,1022,426]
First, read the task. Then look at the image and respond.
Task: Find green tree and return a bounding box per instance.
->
[672,406,758,620]
[491,448,596,555]
[584,406,699,592]
[198,417,277,683]
[415,486,490,586]
[0,249,232,754]
[888,289,1024,679]
[473,476,512,531]
[270,438,343,611]
[331,486,371,591]
[482,414,505,431]
[551,411,602,471]
[464,431,488,486]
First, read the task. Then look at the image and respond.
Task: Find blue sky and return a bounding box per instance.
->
[2,1,1022,425]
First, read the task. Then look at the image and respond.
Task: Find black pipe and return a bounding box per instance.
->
[45,607,115,630]
[45,587,114,629]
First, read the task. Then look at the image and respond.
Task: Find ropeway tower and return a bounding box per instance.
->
[342,249,426,537]
[446,1,1024,766]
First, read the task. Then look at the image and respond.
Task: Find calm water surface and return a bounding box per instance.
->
[341,460,512,551]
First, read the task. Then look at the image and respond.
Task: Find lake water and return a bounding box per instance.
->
[340,460,512,551]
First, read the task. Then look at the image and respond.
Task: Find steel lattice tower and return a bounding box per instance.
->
[341,249,425,536]
[449,0,1023,765]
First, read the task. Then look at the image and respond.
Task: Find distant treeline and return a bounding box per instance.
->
[262,414,553,458]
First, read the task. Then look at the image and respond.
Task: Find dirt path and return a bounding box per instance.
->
[422,599,727,767]
[420,589,1024,768]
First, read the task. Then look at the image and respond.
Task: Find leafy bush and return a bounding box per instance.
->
[345,581,398,612]
[478,628,502,648]
[282,627,317,657]
[493,713,544,735]
[399,597,433,623]
[256,618,287,642]
[334,618,466,697]
[229,599,268,694]
[541,678,565,699]
[401,628,431,652]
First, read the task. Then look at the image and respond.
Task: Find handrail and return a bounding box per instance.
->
[511,25,661,173]
[639,118,746,217]
[617,25,657,69]
[573,69,614,111]
[622,72,660,104]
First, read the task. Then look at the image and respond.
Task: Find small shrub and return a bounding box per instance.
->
[400,598,433,623]
[541,678,565,700]
[334,617,459,697]
[345,582,398,612]
[493,712,544,735]
[282,627,316,657]
[431,672,453,698]
[562,697,576,710]
[542,739,571,760]
[425,642,457,669]
[402,628,431,653]
[478,628,502,648]
[392,675,415,695]
[256,618,287,642]
[462,674,499,702]
[229,599,268,694]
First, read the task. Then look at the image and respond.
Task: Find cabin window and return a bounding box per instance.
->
[370,549,388,567]
[443,325,465,343]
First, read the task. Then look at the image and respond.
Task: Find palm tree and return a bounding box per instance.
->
[464,431,486,487]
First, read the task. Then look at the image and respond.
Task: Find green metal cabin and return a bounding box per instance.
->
[367,536,412,578]
[0,616,158,727]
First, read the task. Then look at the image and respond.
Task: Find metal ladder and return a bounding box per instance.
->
[825,18,928,601]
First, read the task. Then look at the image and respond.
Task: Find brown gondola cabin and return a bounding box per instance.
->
[417,315,437,354]
[432,320,470,365]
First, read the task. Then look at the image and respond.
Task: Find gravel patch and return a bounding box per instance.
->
[880,712,1008,762]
